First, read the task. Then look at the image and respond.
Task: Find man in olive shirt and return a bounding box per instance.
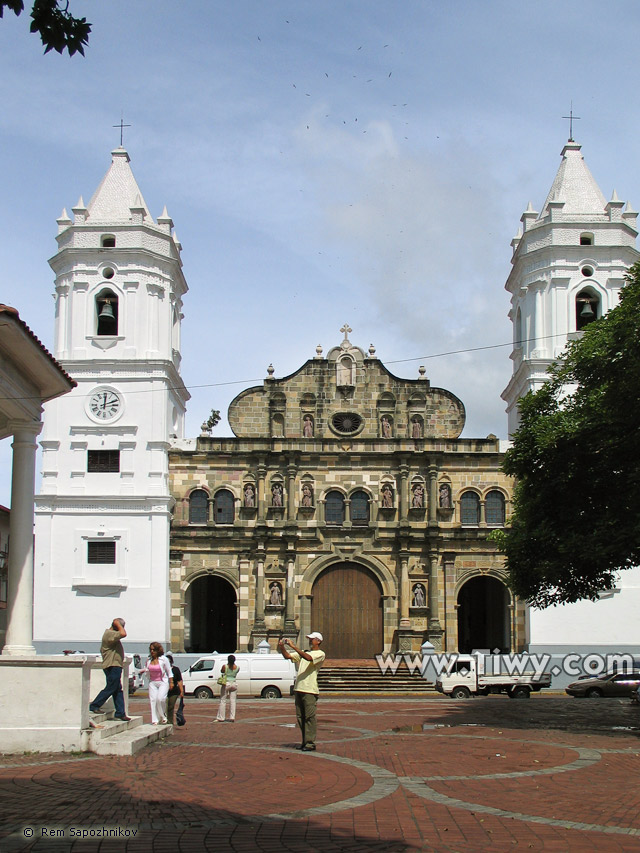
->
[89,617,131,721]
[279,632,325,751]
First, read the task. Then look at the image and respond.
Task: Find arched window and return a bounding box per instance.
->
[485,490,505,526]
[460,491,480,525]
[515,307,523,346]
[576,289,599,331]
[96,289,118,336]
[350,490,370,525]
[580,232,593,246]
[325,490,345,525]
[213,489,235,524]
[101,234,116,248]
[189,489,208,524]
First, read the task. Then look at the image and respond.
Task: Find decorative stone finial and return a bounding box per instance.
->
[315,344,323,358]
[418,365,426,379]
[368,343,376,357]
[267,363,275,377]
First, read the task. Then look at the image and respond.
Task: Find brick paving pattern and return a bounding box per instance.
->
[1,695,640,851]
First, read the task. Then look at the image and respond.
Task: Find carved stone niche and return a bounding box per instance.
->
[409,581,428,615]
[409,482,426,516]
[266,580,285,612]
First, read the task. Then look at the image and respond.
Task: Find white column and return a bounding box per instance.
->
[2,423,41,656]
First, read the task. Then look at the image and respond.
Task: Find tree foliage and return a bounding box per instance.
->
[0,0,91,56]
[501,262,640,608]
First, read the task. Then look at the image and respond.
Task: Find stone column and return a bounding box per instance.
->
[257,461,267,523]
[284,553,297,637]
[250,544,267,648]
[427,551,443,648]
[399,462,409,522]
[2,423,41,656]
[399,554,410,625]
[286,463,297,521]
[427,465,438,526]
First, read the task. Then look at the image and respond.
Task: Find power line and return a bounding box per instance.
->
[0,332,569,403]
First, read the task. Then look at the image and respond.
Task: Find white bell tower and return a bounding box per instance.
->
[502,139,639,435]
[34,147,190,652]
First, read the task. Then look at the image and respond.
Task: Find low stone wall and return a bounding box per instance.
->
[0,655,130,753]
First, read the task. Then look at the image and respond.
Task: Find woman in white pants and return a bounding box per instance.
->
[215,654,239,722]
[145,642,173,724]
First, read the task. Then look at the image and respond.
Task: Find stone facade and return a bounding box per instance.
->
[169,330,523,658]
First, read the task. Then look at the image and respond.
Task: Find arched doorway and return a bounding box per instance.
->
[311,562,383,659]
[457,576,510,653]
[185,575,237,653]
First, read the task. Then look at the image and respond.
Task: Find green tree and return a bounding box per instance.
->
[501,261,640,608]
[0,0,91,56]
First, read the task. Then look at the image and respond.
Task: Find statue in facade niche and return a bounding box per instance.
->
[439,484,452,508]
[243,483,255,507]
[269,582,283,606]
[412,583,426,608]
[412,418,423,439]
[301,483,314,507]
[411,483,424,508]
[303,415,314,438]
[381,484,394,508]
[381,416,392,438]
[271,483,283,507]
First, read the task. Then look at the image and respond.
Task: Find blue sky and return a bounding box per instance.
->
[2,0,640,503]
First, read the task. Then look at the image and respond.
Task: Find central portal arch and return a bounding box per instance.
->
[457,575,510,653]
[185,575,237,653]
[311,562,383,659]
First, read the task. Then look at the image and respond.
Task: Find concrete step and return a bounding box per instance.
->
[90,722,173,756]
[87,715,143,740]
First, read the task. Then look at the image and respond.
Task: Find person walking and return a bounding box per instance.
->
[144,642,173,725]
[89,617,132,721]
[166,653,185,726]
[279,632,325,751]
[215,654,239,722]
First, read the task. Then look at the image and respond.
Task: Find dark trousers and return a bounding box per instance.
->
[91,666,125,717]
[295,690,318,746]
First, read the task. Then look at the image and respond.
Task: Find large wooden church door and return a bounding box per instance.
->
[311,562,383,658]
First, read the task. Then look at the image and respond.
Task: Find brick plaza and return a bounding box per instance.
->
[1,695,640,851]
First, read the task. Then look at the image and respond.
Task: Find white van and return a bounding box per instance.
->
[183,653,296,699]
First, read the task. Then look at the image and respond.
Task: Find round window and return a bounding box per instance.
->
[103,267,115,279]
[331,413,363,434]
[581,266,593,277]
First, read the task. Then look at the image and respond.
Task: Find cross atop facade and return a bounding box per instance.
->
[562,103,581,142]
[113,115,132,147]
[340,323,352,342]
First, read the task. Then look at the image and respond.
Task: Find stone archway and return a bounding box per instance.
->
[457,575,510,653]
[310,562,383,659]
[185,575,237,653]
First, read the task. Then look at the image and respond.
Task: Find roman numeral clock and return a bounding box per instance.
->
[87,388,123,422]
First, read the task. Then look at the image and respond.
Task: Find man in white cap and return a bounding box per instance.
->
[278,632,325,751]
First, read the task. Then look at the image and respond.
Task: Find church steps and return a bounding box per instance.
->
[318,664,434,694]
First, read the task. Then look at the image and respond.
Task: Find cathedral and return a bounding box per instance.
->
[169,328,516,658]
[29,137,640,657]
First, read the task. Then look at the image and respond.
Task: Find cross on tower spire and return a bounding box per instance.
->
[562,103,581,142]
[113,114,132,147]
[340,323,352,343]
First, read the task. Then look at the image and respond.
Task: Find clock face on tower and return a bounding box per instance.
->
[87,388,123,422]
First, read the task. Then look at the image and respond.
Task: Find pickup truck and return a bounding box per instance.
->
[434,653,552,699]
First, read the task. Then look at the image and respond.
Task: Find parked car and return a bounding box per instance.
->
[565,671,640,698]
